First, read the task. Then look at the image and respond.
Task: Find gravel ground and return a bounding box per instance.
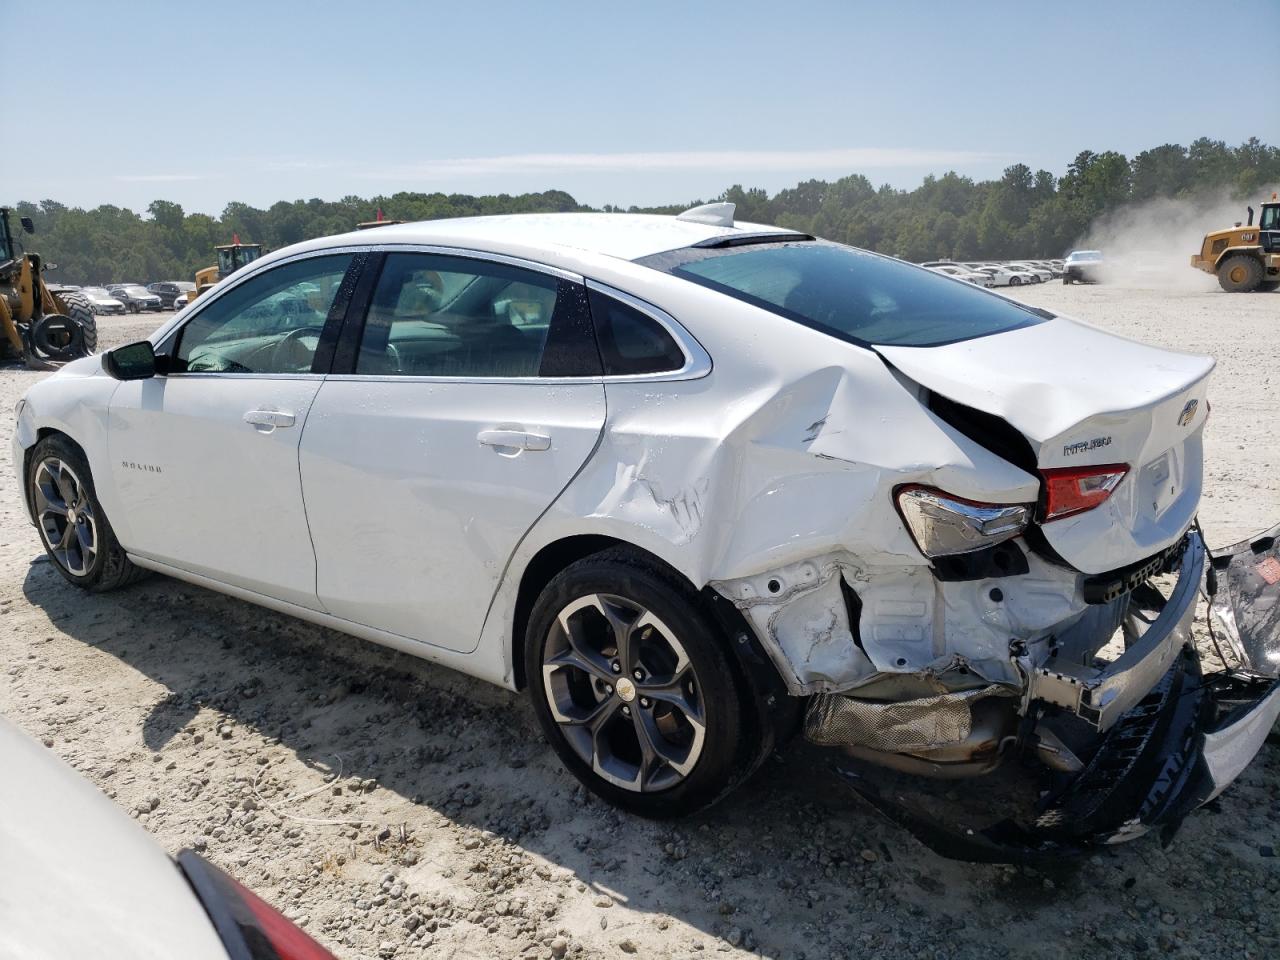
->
[2,286,1278,960]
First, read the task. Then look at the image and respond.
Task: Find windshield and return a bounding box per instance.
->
[639,240,1046,348]
[124,285,150,295]
[1069,251,1102,262]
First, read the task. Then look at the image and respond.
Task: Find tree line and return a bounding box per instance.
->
[10,136,1276,284]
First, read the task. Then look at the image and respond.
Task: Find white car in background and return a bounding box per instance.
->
[12,206,1280,859]
[974,265,1038,287]
[0,718,336,959]
[80,286,127,316]
[925,264,995,287]
[1006,262,1053,283]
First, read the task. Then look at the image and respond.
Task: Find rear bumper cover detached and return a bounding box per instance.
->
[835,525,1280,862]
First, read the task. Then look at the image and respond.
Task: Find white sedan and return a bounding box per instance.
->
[80,286,128,316]
[12,206,1280,857]
[974,264,1039,287]
[1006,261,1054,283]
[0,718,336,959]
[925,264,995,287]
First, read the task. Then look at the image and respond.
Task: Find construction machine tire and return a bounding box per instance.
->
[1260,280,1279,292]
[53,291,98,353]
[1217,254,1263,292]
[27,315,84,365]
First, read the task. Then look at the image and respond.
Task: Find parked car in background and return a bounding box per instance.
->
[147,281,195,309]
[0,718,338,960]
[14,207,1279,860]
[925,264,995,286]
[1006,261,1052,283]
[174,292,189,309]
[80,286,127,315]
[973,264,1038,287]
[1063,249,1105,283]
[108,284,164,313]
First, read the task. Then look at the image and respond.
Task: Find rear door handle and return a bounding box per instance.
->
[244,410,297,430]
[477,429,551,451]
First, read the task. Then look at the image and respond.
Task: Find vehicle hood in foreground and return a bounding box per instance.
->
[0,720,227,960]
[877,317,1215,573]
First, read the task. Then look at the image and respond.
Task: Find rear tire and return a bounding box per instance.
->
[1010,276,1022,286]
[1259,280,1279,292]
[26,434,146,592]
[524,549,757,818]
[1217,254,1263,292]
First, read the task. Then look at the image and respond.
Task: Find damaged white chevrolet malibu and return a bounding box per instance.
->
[12,204,1279,859]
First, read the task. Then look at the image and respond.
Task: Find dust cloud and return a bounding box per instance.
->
[1076,188,1277,290]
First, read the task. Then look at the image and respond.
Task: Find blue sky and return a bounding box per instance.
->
[7,0,1272,214]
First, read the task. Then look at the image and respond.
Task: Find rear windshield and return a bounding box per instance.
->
[638,240,1045,348]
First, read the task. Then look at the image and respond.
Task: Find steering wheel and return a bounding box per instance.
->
[270,325,326,373]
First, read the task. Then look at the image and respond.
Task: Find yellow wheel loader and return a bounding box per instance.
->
[0,208,97,368]
[1190,192,1280,292]
[189,238,264,303]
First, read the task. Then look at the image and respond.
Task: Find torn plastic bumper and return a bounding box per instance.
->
[827,524,1280,862]
[1029,531,1201,731]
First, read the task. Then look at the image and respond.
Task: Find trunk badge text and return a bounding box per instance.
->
[1063,436,1112,457]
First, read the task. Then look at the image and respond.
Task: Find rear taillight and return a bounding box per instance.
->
[1039,464,1129,522]
[177,850,337,960]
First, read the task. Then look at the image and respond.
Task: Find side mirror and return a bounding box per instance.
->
[19,216,34,234]
[104,340,158,380]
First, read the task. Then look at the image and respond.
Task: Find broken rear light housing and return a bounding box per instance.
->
[1040,464,1129,522]
[895,485,1031,558]
[177,850,336,960]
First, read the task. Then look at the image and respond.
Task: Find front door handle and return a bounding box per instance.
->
[477,429,551,452]
[244,410,297,431]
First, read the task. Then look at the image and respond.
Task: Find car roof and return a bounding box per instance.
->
[280,212,794,265]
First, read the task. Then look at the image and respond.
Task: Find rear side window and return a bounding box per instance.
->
[588,290,686,376]
[355,253,598,378]
[638,240,1046,348]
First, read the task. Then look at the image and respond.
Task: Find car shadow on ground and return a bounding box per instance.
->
[20,558,1170,957]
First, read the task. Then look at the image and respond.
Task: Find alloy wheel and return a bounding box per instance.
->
[541,593,706,792]
[33,457,98,577]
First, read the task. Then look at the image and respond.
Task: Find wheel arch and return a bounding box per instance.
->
[508,532,799,753]
[509,534,677,691]
[19,427,89,523]
[1213,247,1264,270]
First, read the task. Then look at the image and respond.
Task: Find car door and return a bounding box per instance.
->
[299,250,606,652]
[106,250,362,610]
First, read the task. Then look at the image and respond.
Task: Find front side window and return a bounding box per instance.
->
[175,254,353,374]
[638,240,1046,348]
[1261,206,1279,231]
[355,253,594,378]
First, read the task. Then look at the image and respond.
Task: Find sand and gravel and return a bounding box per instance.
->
[1,284,1277,960]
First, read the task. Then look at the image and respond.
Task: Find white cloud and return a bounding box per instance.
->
[361,147,1008,181]
[114,174,203,182]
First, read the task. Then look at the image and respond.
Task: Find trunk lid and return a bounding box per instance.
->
[877,317,1215,574]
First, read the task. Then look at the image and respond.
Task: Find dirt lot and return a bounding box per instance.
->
[2,286,1278,960]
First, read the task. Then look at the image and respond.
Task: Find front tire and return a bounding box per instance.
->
[1010,276,1022,286]
[26,435,145,592]
[525,550,755,818]
[1218,254,1263,292]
